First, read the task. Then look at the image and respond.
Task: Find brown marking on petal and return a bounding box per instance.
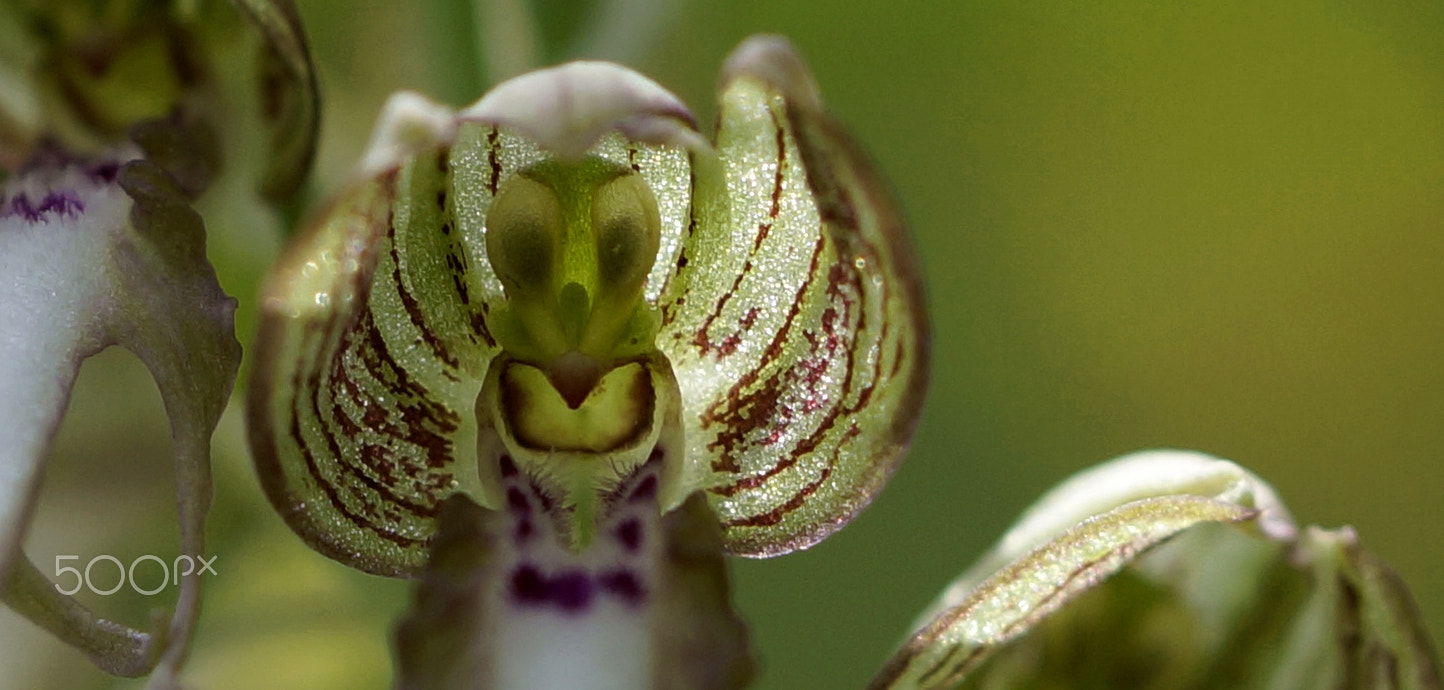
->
[387,217,463,372]
[702,234,825,473]
[915,643,968,688]
[767,108,787,221]
[323,313,449,514]
[690,109,789,356]
[355,309,459,435]
[486,127,502,195]
[288,352,431,546]
[707,236,885,503]
[720,465,831,528]
[471,312,498,348]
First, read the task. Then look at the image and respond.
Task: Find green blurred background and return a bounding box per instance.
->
[2,1,1442,688]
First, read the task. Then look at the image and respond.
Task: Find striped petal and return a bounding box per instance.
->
[658,36,929,557]
[870,451,1443,690]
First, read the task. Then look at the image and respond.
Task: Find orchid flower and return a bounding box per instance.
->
[245,33,1440,690]
[2,1,1439,688]
[0,0,316,683]
[247,34,926,688]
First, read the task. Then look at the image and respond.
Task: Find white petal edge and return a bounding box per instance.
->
[917,449,1296,632]
[460,62,707,159]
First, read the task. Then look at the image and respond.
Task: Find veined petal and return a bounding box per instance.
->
[658,36,929,557]
[251,35,926,572]
[919,449,1294,624]
[0,149,239,679]
[871,450,1443,690]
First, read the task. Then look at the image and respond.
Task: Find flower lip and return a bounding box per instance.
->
[1,190,85,222]
[1,151,133,225]
[460,61,708,159]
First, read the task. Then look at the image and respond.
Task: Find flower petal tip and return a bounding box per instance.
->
[461,62,703,159]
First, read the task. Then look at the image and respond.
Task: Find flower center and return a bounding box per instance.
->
[477,157,682,549]
[484,157,663,397]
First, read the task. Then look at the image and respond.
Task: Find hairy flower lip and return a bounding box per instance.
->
[0,150,128,223]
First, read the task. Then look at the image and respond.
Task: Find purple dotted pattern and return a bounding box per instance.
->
[1,190,85,223]
[498,452,662,614]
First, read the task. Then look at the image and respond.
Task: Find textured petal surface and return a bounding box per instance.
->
[250,37,927,571]
[870,493,1255,689]
[871,451,1442,690]
[657,36,929,557]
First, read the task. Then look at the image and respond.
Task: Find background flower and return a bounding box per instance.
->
[2,1,1441,688]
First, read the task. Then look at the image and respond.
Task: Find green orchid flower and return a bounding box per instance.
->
[0,0,318,683]
[247,34,928,688]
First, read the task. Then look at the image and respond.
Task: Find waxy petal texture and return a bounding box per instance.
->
[658,36,929,557]
[870,451,1442,690]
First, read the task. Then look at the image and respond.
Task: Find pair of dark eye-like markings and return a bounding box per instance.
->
[247,51,928,578]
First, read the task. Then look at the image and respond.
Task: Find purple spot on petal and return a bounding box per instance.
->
[87,161,121,183]
[599,569,646,606]
[627,474,657,504]
[506,487,530,514]
[514,518,534,543]
[614,519,642,553]
[499,455,517,477]
[3,190,85,222]
[510,565,593,613]
[550,571,592,612]
[39,191,83,217]
[511,565,548,603]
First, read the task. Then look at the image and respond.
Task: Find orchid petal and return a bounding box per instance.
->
[0,150,239,680]
[870,450,1442,690]
[393,492,753,690]
[659,36,929,557]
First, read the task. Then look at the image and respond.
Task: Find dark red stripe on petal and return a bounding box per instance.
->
[721,465,831,529]
[388,221,463,372]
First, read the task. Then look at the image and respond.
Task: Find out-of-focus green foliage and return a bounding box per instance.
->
[2,1,1441,689]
